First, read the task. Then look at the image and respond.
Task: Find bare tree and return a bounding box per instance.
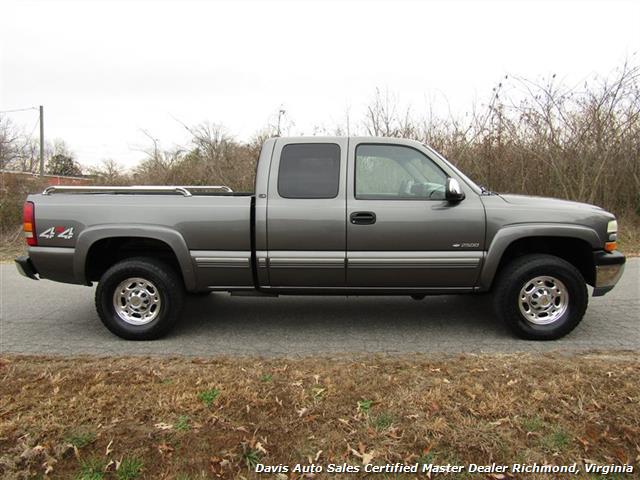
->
[0,116,21,170]
[90,159,130,185]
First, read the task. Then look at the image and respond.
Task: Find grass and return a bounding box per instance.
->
[357,399,373,414]
[65,429,97,448]
[542,427,571,452]
[372,412,394,431]
[521,415,545,432]
[197,387,220,407]
[1,353,639,479]
[75,457,106,480]
[174,415,190,432]
[241,448,261,470]
[116,456,143,480]
[0,229,25,262]
[616,214,640,255]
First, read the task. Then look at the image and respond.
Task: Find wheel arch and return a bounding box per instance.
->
[480,224,601,291]
[74,225,197,291]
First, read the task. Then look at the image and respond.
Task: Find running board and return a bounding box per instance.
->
[230,290,279,297]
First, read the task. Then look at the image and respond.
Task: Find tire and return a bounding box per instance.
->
[493,254,588,340]
[95,257,185,340]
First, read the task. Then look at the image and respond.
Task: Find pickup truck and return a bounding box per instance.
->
[16,136,626,341]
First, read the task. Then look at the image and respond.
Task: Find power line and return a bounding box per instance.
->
[26,115,40,138]
[0,106,38,114]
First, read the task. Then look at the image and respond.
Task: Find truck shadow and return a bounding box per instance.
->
[176,293,511,346]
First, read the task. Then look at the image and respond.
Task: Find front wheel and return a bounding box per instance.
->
[493,254,588,340]
[95,257,185,340]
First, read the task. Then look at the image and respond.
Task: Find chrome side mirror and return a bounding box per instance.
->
[445,178,465,202]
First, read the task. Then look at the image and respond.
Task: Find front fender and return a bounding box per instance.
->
[74,224,197,291]
[479,223,602,290]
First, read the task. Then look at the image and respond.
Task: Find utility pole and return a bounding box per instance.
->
[39,105,44,176]
[276,107,286,137]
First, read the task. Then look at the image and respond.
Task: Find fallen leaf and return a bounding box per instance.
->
[489,417,509,426]
[350,445,375,464]
[157,443,174,456]
[255,442,268,454]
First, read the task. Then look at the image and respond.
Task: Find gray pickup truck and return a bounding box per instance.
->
[16,136,625,341]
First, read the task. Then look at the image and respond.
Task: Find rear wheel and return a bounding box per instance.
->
[95,257,184,340]
[494,254,588,340]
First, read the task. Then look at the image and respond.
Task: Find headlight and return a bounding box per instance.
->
[605,219,618,251]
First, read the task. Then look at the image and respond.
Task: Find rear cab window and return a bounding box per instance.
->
[277,143,341,199]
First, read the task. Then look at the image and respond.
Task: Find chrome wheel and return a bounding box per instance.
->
[518,275,569,325]
[112,277,161,325]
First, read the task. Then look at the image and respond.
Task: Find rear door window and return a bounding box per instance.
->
[278,143,341,199]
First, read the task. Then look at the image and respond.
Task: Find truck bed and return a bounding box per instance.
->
[27,193,255,289]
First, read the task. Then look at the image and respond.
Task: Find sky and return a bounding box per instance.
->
[1,0,639,168]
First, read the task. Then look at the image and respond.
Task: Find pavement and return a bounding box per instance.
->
[0,260,638,357]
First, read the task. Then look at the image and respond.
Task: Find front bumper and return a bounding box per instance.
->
[592,250,625,296]
[15,255,39,280]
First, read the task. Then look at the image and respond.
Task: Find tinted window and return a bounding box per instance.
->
[278,143,341,199]
[355,144,447,200]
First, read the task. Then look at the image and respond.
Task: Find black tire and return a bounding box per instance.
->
[95,257,185,340]
[493,254,588,340]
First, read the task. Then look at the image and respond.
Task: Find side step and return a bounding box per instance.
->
[230,290,279,297]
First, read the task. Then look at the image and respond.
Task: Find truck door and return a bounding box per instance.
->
[346,139,485,289]
[266,138,347,287]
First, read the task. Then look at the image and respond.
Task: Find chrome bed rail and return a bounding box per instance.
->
[42,185,233,196]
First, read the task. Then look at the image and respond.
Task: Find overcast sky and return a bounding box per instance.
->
[1,0,639,167]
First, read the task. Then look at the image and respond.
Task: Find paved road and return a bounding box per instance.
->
[1,260,638,357]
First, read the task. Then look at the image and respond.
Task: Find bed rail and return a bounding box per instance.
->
[41,185,233,196]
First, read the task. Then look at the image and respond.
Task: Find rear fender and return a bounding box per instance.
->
[74,225,197,290]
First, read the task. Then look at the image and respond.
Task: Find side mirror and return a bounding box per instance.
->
[445,178,465,202]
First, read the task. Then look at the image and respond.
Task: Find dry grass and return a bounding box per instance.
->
[617,215,640,256]
[1,353,638,479]
[1,227,26,262]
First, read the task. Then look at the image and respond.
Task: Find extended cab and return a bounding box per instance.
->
[16,137,626,340]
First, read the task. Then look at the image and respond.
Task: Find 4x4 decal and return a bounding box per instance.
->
[39,226,74,240]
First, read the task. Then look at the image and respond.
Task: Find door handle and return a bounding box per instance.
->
[350,211,376,225]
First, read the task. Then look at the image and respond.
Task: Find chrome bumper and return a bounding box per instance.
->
[592,250,625,296]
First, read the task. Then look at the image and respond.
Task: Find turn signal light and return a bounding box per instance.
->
[23,201,37,246]
[604,241,617,252]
